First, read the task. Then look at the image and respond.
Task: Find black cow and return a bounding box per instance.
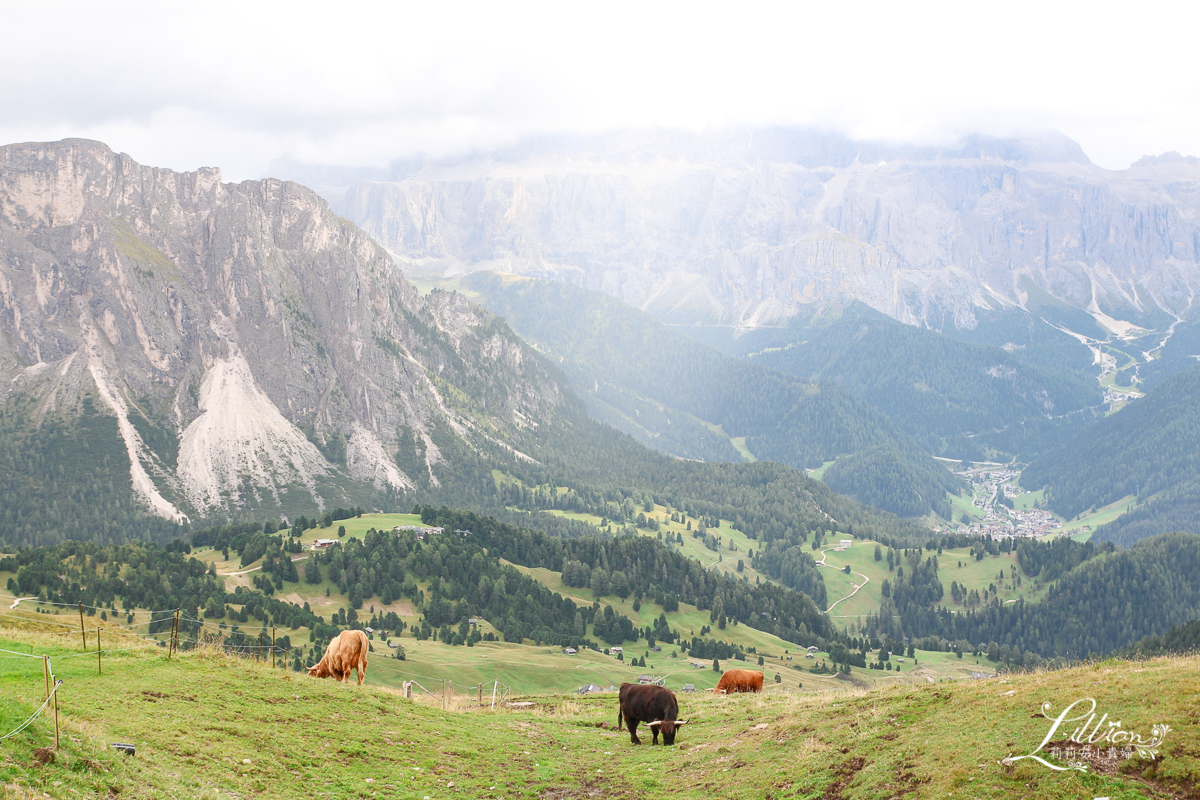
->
[616,683,688,745]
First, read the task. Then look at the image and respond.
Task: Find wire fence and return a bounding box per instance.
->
[0,599,553,756]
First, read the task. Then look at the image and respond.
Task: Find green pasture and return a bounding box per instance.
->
[3,624,1195,799]
[806,459,836,480]
[1053,494,1138,541]
[1012,488,1045,510]
[944,487,989,525]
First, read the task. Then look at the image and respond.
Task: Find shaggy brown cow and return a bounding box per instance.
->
[616,683,688,745]
[713,669,764,694]
[307,630,369,685]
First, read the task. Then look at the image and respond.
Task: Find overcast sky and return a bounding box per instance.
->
[3,1,1197,180]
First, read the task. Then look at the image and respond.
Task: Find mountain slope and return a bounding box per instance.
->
[750,302,1103,459]
[0,139,938,552]
[464,273,962,518]
[0,139,572,535]
[1023,363,1200,541]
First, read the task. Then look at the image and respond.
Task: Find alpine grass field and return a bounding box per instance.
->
[1,621,1198,799]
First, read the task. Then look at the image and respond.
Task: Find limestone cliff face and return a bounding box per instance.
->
[0,139,569,519]
[326,129,1200,330]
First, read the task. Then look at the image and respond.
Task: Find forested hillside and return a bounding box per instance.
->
[0,398,185,549]
[751,302,1102,459]
[464,274,961,518]
[868,532,1200,660]
[1023,363,1200,540]
[415,506,835,645]
[1137,312,1200,391]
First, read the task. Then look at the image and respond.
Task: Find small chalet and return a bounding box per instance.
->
[562,647,578,655]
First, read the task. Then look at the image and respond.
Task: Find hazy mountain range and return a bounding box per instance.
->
[276,128,1200,337]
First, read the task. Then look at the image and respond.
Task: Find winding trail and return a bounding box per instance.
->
[813,543,871,613]
[218,554,307,577]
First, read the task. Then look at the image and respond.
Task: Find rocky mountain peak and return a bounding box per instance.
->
[0,139,568,520]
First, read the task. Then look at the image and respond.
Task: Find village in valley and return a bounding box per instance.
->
[942,462,1065,540]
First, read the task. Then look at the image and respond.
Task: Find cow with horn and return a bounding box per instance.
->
[616,683,688,745]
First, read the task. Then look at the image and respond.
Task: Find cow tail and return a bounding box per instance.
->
[616,707,623,731]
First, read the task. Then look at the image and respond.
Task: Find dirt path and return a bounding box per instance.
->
[218,554,307,576]
[814,545,871,613]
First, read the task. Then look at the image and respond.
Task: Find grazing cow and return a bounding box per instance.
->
[307,630,369,685]
[616,683,688,745]
[713,669,764,694]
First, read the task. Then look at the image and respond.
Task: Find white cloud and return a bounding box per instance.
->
[3,0,1199,177]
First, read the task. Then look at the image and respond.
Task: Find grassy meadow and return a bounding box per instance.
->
[1,619,1196,799]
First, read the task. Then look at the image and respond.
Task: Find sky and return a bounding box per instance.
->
[3,0,1198,180]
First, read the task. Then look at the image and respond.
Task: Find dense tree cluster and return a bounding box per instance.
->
[1016,536,1113,581]
[1120,618,1200,657]
[865,532,1200,660]
[1024,364,1200,533]
[1,541,223,639]
[416,506,838,648]
[0,399,184,549]
[822,446,957,519]
[754,301,1101,461]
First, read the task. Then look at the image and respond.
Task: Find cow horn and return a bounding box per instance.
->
[646,720,662,727]
[674,720,689,725]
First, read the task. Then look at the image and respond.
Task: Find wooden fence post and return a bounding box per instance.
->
[42,655,49,702]
[169,609,179,659]
[52,678,59,750]
[491,679,498,709]
[96,628,101,675]
[78,601,87,651]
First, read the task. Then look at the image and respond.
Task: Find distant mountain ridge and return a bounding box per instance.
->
[277,128,1200,335]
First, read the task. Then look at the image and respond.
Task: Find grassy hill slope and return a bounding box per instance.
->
[2,624,1197,799]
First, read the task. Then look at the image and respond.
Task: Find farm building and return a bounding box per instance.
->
[393,525,445,540]
[610,646,623,654]
[311,539,339,550]
[562,647,577,655]
[682,684,696,692]
[577,683,606,695]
